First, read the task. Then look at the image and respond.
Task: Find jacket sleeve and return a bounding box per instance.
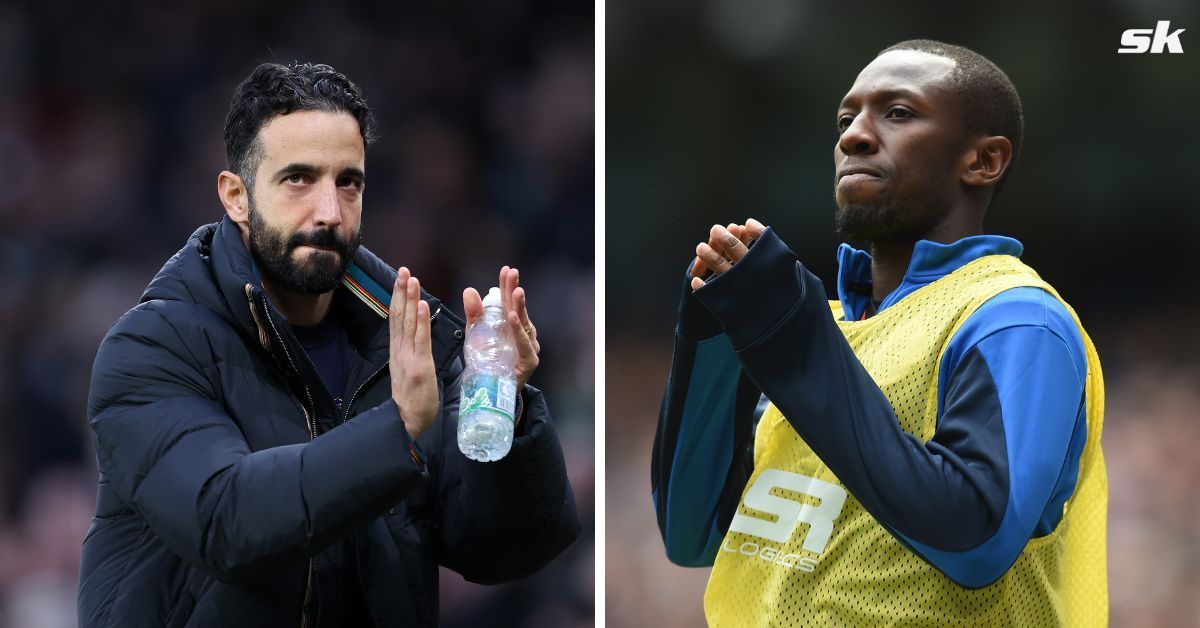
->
[87,305,429,584]
[431,362,581,585]
[651,264,762,567]
[692,228,1086,588]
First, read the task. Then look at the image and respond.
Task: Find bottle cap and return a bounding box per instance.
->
[483,287,503,308]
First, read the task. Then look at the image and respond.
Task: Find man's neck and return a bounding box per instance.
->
[868,239,914,305]
[867,216,983,305]
[261,277,335,326]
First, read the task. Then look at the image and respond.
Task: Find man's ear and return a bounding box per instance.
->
[960,136,1013,188]
[218,171,250,225]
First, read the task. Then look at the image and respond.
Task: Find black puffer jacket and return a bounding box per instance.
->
[78,216,580,627]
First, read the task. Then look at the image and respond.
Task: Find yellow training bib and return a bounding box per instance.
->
[704,255,1106,627]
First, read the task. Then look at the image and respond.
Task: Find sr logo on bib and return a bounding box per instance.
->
[729,469,847,555]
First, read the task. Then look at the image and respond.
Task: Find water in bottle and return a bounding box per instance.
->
[458,287,517,461]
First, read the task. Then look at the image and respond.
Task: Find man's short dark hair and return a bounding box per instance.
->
[223,62,378,191]
[879,40,1023,199]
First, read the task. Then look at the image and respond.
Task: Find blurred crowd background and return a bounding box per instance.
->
[0,1,593,626]
[607,1,1199,627]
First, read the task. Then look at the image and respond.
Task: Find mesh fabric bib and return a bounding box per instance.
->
[703,255,1107,627]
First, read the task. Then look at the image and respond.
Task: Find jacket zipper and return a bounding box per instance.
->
[341,304,442,424]
[343,363,387,423]
[245,285,319,628]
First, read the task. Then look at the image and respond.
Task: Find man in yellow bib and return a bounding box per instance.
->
[652,40,1105,626]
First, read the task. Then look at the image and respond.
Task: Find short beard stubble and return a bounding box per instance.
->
[833,192,908,244]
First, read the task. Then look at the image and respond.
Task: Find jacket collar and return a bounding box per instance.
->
[835,234,1024,320]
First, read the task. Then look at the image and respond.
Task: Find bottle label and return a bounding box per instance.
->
[461,373,516,423]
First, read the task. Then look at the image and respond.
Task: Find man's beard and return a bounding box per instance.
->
[247,200,361,295]
[833,198,907,243]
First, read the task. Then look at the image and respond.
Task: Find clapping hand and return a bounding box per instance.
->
[389,267,440,439]
[690,217,766,291]
[463,266,541,391]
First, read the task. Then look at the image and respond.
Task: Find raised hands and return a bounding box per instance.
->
[690,217,767,291]
[463,266,541,391]
[390,267,440,439]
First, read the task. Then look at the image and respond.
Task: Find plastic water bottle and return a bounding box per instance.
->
[457,287,518,461]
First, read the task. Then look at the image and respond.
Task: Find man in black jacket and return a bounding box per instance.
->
[78,62,579,627]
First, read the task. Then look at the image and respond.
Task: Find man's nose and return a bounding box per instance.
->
[838,114,878,155]
[313,179,342,228]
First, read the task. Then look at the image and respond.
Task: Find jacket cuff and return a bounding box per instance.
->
[468,385,570,520]
[508,385,547,454]
[512,390,527,435]
[407,438,426,467]
[693,227,809,350]
[677,260,724,340]
[380,397,429,469]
